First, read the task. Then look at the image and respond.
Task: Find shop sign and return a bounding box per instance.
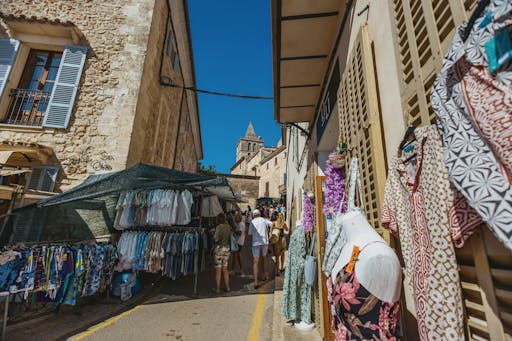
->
[317,61,340,144]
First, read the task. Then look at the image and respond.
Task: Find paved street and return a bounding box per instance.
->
[67,237,277,341]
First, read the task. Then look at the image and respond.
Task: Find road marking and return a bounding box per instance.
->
[247,285,267,341]
[68,304,144,341]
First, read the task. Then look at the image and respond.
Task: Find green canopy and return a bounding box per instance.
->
[38,163,236,207]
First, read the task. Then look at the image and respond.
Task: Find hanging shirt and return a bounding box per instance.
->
[200,196,223,217]
[381,125,481,341]
[176,190,193,225]
[430,0,512,251]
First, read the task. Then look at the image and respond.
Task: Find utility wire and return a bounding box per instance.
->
[160,77,273,100]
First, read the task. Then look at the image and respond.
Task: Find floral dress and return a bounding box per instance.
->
[281,226,311,323]
[328,268,399,340]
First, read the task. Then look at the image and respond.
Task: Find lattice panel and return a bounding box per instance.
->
[391,0,477,127]
[338,25,387,237]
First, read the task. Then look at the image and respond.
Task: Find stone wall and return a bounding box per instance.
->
[126,0,195,170]
[0,0,199,191]
[259,147,286,198]
[220,173,260,210]
[0,0,154,190]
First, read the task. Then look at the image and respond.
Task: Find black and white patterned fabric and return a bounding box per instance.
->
[430,0,512,251]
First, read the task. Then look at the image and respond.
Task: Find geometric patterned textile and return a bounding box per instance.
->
[381,125,480,340]
[431,0,512,251]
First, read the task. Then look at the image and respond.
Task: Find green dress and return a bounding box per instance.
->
[281,226,311,323]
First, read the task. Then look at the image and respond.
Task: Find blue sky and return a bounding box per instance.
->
[188,0,281,173]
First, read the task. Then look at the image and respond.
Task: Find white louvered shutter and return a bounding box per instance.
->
[43,45,87,129]
[0,39,20,99]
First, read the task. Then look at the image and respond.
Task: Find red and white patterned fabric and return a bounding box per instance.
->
[431,0,512,251]
[381,125,481,341]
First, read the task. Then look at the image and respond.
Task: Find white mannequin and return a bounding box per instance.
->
[331,210,402,303]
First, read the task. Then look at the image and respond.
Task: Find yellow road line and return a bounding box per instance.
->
[247,286,267,341]
[68,304,144,341]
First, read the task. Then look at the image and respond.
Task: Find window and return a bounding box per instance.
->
[4,50,62,126]
[0,41,87,129]
[185,113,191,132]
[27,166,58,192]
[265,182,269,197]
[266,163,269,170]
[274,158,278,166]
[166,29,178,74]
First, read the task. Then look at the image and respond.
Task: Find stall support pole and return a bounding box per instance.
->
[1,293,9,341]
[193,216,202,295]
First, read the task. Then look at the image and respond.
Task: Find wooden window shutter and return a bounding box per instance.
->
[27,167,43,190]
[0,39,20,99]
[338,24,387,238]
[390,1,475,126]
[27,166,58,192]
[43,45,87,129]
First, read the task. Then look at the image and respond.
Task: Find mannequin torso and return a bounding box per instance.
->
[331,210,402,303]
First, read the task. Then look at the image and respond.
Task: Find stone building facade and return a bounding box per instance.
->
[258,144,286,198]
[231,122,285,200]
[0,0,202,193]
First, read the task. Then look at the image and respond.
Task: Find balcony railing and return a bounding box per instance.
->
[3,89,51,126]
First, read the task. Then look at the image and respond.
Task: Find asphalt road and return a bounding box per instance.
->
[68,237,278,341]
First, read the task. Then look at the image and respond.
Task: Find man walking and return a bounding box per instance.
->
[248,209,272,289]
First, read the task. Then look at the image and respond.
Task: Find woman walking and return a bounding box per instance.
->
[213,213,231,294]
[233,213,245,275]
[271,213,289,276]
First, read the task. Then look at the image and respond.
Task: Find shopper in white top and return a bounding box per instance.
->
[233,213,245,275]
[248,209,272,289]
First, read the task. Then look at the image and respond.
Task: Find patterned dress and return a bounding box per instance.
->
[430,0,512,251]
[281,226,311,323]
[328,268,399,341]
[381,125,481,340]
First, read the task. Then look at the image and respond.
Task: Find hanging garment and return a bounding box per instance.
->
[281,226,311,324]
[176,190,193,225]
[200,196,223,217]
[327,254,399,340]
[430,0,512,251]
[382,125,481,340]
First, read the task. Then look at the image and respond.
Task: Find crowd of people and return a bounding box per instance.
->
[210,203,288,293]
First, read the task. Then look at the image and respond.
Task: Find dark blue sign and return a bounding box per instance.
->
[317,60,340,144]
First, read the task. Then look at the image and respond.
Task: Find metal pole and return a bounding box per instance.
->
[2,294,9,341]
[193,215,202,295]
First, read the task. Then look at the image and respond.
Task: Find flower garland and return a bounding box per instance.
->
[323,154,346,218]
[302,193,315,233]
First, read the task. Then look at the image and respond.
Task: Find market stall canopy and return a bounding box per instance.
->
[37,163,236,207]
[272,0,349,123]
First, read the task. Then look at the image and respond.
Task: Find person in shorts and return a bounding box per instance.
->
[248,209,272,289]
[213,213,231,294]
